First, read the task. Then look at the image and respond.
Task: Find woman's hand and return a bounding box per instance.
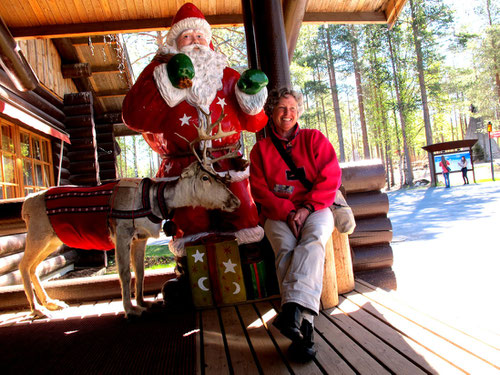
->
[286,207,310,239]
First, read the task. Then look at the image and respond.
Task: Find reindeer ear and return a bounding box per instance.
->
[181,162,198,178]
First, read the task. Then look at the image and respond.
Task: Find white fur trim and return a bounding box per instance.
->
[235,86,268,115]
[166,17,212,47]
[168,225,264,257]
[153,64,187,108]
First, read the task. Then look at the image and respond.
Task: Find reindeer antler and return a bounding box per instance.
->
[175,108,238,174]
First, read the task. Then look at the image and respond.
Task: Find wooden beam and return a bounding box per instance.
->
[251,0,291,90]
[0,15,38,91]
[302,12,387,24]
[386,0,409,29]
[95,89,128,98]
[113,123,138,137]
[10,15,244,40]
[62,63,91,78]
[9,11,391,40]
[91,65,121,74]
[283,0,308,63]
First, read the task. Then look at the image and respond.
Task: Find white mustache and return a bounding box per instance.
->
[180,44,212,53]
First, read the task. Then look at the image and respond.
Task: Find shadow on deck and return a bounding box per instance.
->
[1,280,498,374]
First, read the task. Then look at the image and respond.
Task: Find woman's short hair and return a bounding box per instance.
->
[264,87,304,118]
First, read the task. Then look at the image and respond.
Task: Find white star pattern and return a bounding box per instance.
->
[223,259,237,273]
[192,249,205,263]
[179,113,191,126]
[164,162,173,174]
[216,97,226,109]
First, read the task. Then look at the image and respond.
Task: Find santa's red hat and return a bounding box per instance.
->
[166,3,212,47]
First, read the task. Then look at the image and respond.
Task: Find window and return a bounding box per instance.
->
[0,118,54,199]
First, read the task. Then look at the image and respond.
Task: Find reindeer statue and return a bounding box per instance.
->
[20,113,240,319]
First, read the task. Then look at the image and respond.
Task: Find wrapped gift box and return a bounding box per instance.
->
[186,236,246,307]
[242,260,267,300]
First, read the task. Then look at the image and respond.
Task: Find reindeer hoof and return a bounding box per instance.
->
[124,306,147,319]
[31,309,50,319]
[45,299,69,311]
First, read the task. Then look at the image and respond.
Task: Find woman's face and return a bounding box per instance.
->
[272,95,298,138]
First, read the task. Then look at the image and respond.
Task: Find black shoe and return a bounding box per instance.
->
[288,319,317,362]
[273,303,303,342]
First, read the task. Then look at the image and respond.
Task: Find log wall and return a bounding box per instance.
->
[341,161,394,273]
[62,92,100,186]
[18,39,77,99]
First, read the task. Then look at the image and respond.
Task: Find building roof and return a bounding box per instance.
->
[3,0,408,39]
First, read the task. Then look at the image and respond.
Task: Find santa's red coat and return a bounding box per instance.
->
[122,57,268,236]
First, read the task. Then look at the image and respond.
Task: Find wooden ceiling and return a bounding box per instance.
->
[3,0,408,39]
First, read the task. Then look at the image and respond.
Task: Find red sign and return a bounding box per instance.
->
[489,131,500,138]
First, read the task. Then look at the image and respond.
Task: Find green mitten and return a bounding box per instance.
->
[237,69,268,95]
[167,53,195,89]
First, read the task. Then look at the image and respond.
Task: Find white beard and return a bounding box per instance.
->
[153,44,227,113]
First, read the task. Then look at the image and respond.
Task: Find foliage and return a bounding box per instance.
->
[119,0,497,186]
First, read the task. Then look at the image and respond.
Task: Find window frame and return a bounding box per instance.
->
[1,117,55,199]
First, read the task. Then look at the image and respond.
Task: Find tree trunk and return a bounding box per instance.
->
[387,30,414,185]
[410,0,434,184]
[325,28,346,162]
[349,25,370,159]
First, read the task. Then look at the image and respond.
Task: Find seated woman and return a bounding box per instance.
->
[249,88,342,360]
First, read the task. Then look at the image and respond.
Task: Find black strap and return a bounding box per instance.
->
[269,130,313,191]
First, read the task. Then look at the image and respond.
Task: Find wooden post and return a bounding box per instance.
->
[332,229,355,294]
[321,228,355,310]
[321,235,338,309]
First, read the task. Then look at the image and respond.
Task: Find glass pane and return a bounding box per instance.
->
[24,187,34,196]
[6,185,16,199]
[23,159,33,186]
[35,164,43,186]
[43,164,51,186]
[3,155,16,183]
[1,186,4,199]
[1,125,14,152]
[33,138,42,160]
[41,140,49,162]
[20,133,31,157]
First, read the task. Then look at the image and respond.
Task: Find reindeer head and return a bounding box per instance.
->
[179,162,240,212]
[175,108,241,212]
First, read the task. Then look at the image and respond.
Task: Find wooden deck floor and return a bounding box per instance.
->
[1,280,498,374]
[197,280,499,374]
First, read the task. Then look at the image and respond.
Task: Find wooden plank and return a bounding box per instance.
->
[337,296,464,374]
[350,281,500,373]
[323,304,427,374]
[315,309,391,374]
[219,306,260,374]
[263,300,357,374]
[236,302,291,374]
[354,281,500,364]
[201,308,230,374]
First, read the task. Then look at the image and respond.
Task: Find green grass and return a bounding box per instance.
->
[145,244,173,257]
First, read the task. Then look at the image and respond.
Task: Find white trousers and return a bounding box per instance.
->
[264,208,334,314]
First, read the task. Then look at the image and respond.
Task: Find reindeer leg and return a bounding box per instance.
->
[20,236,65,317]
[115,231,145,318]
[130,239,151,309]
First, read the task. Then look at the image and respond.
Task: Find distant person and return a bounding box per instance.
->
[439,155,451,188]
[458,156,469,184]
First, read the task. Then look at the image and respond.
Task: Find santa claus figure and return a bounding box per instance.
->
[122,3,268,256]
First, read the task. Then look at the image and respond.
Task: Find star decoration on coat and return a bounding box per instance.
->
[179,113,191,126]
[192,249,205,263]
[164,162,173,174]
[216,97,226,109]
[222,259,237,273]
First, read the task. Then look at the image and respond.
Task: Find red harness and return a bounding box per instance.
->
[45,179,172,251]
